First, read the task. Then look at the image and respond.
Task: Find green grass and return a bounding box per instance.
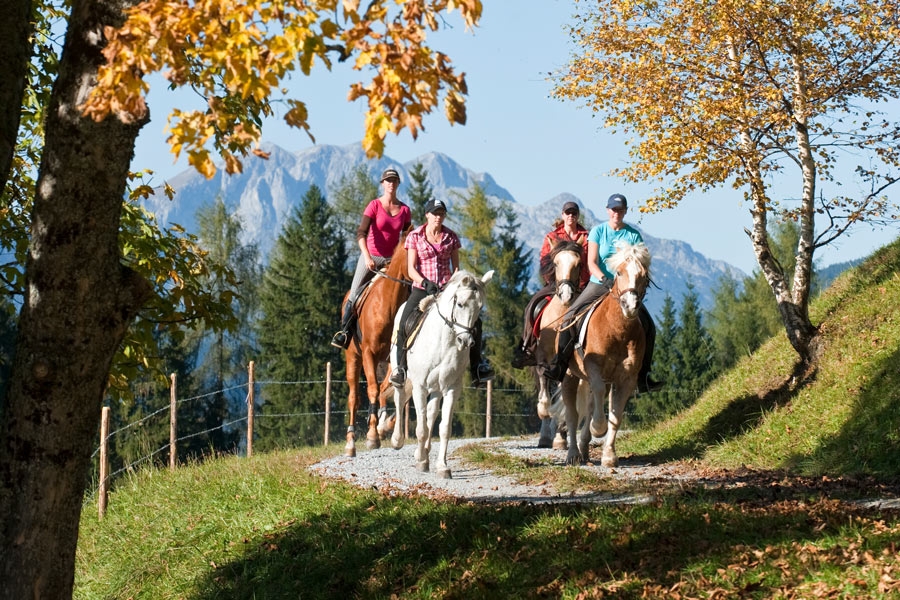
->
[75,239,900,599]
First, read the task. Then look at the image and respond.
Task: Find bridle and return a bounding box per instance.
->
[434,283,481,338]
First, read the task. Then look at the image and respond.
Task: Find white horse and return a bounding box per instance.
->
[390,269,493,479]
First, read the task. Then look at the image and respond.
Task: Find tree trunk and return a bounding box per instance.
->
[0,0,150,597]
[0,0,35,191]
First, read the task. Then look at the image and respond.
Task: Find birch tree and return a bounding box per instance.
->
[554,0,900,364]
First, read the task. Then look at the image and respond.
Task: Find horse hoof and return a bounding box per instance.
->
[437,468,452,479]
[553,437,568,451]
[345,432,356,457]
[416,460,429,473]
[565,451,583,466]
[378,416,396,440]
[537,436,552,449]
[366,436,380,450]
[537,402,550,420]
[601,453,618,468]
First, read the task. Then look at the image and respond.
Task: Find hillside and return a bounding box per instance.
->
[623,237,900,478]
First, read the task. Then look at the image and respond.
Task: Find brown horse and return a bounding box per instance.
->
[552,242,651,467]
[533,240,583,449]
[342,235,410,457]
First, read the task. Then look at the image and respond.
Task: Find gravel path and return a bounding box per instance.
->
[309,436,702,505]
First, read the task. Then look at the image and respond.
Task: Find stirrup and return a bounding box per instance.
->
[471,362,495,388]
[638,375,664,394]
[331,330,350,349]
[541,361,567,383]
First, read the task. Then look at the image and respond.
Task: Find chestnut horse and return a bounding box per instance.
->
[551,242,651,467]
[342,235,410,457]
[533,240,583,449]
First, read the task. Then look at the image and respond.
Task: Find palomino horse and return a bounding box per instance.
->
[390,270,493,479]
[552,242,651,467]
[342,235,410,457]
[533,240,583,449]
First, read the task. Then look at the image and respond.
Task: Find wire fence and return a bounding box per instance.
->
[88,360,705,517]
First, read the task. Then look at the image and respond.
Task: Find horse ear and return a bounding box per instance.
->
[481,270,494,284]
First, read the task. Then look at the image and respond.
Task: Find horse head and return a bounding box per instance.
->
[437,270,491,351]
[548,240,583,305]
[607,243,651,320]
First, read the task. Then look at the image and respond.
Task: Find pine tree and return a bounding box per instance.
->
[329,165,379,258]
[631,294,680,426]
[406,162,434,225]
[675,282,716,405]
[256,185,349,450]
[455,184,533,436]
[185,197,261,454]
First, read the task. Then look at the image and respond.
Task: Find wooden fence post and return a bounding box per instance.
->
[98,406,110,519]
[324,361,331,446]
[247,361,255,458]
[169,372,177,470]
[485,380,492,439]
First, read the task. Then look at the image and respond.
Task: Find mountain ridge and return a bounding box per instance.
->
[143,142,745,317]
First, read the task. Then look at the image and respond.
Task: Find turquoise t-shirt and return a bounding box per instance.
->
[587,222,643,283]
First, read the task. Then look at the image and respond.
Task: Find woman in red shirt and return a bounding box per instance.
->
[512,201,589,368]
[332,168,411,349]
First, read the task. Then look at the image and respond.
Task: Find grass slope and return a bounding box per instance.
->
[623,238,900,478]
[75,240,900,599]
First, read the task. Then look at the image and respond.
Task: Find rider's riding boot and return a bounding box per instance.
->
[390,347,407,387]
[511,338,536,369]
[331,301,355,349]
[542,327,575,383]
[636,307,664,393]
[468,319,495,388]
[391,324,409,386]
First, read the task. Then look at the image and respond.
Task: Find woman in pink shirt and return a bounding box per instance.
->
[389,199,494,388]
[332,168,412,349]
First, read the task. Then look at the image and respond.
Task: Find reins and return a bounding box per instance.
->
[434,285,480,337]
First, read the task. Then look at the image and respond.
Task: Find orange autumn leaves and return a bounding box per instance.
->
[83,0,482,178]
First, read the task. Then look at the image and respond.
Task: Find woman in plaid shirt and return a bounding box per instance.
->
[390,199,495,388]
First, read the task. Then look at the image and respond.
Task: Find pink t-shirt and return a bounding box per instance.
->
[363,198,411,258]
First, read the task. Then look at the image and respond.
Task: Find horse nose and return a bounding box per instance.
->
[456,333,474,350]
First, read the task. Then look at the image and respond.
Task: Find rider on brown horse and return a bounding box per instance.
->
[542,194,664,393]
[332,168,411,349]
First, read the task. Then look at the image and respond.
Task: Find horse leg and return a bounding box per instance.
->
[362,354,382,450]
[344,350,362,457]
[602,383,631,468]
[538,416,553,449]
[576,379,594,462]
[553,418,568,450]
[561,377,582,465]
[413,386,430,472]
[390,380,407,450]
[434,388,458,479]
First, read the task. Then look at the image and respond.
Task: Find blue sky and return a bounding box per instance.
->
[132,0,899,274]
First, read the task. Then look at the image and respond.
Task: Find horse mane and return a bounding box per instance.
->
[385,231,409,278]
[607,242,651,275]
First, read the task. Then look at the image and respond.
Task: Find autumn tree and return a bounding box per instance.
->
[0,0,483,596]
[554,0,900,365]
